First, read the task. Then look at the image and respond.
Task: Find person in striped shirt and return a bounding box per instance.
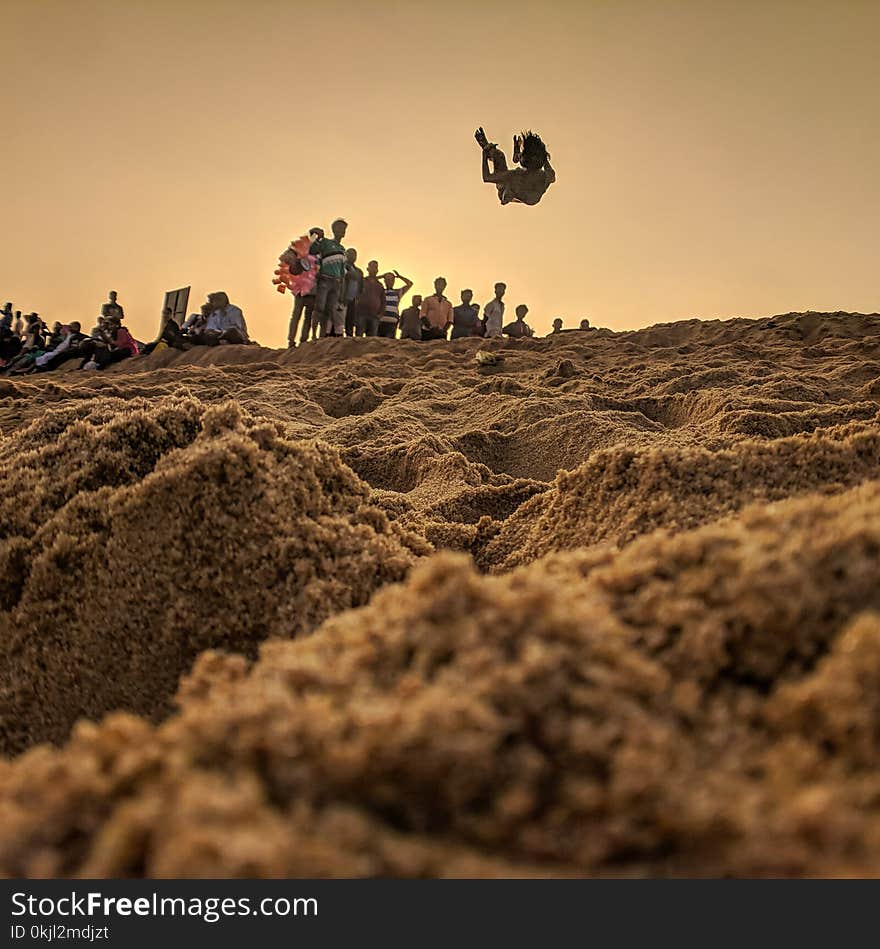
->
[379,270,413,338]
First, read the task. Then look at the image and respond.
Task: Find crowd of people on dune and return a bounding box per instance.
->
[275,218,590,347]
[0,291,252,376]
[1,216,592,374]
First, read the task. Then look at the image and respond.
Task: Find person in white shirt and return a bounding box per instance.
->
[483,282,506,338]
[195,292,249,345]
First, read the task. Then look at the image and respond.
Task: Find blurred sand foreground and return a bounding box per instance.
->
[1,311,880,877]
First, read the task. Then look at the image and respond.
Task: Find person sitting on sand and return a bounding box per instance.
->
[475,127,556,206]
[192,292,249,345]
[0,324,21,367]
[420,278,454,341]
[398,295,423,341]
[47,321,64,350]
[552,318,564,334]
[5,314,47,374]
[379,270,414,338]
[181,303,211,339]
[579,318,591,330]
[483,283,506,339]
[503,305,534,339]
[81,317,139,369]
[142,308,187,355]
[0,305,22,366]
[34,322,88,371]
[356,260,385,338]
[88,315,105,340]
[451,289,481,340]
[48,322,90,370]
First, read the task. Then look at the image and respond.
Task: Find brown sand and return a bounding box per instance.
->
[1,311,879,876]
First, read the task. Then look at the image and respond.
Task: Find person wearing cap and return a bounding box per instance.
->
[310,218,348,337]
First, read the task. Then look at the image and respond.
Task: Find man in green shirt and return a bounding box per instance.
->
[310,218,348,336]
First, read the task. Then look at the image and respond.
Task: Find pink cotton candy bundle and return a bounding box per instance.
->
[273,260,294,294]
[289,254,317,296]
[272,235,318,296]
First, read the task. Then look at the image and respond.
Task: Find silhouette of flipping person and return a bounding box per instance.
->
[475,128,556,206]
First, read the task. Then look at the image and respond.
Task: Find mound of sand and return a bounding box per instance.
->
[0,397,428,754]
[2,481,880,877]
[1,311,880,877]
[481,414,880,570]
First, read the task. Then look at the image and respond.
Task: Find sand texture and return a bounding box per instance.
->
[1,311,880,877]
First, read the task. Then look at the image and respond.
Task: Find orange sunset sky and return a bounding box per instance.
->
[1,0,878,344]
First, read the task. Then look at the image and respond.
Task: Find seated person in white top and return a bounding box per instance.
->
[192,292,249,345]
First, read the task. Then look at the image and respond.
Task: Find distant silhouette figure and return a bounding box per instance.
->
[451,289,481,339]
[399,295,424,341]
[101,290,124,321]
[475,128,556,206]
[420,278,454,340]
[357,260,385,338]
[483,282,507,338]
[342,248,364,337]
[311,218,348,338]
[379,270,413,338]
[503,304,534,338]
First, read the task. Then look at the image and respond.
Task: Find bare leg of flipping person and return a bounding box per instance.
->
[476,127,514,204]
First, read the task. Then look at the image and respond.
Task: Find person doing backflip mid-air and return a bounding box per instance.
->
[475,127,556,206]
